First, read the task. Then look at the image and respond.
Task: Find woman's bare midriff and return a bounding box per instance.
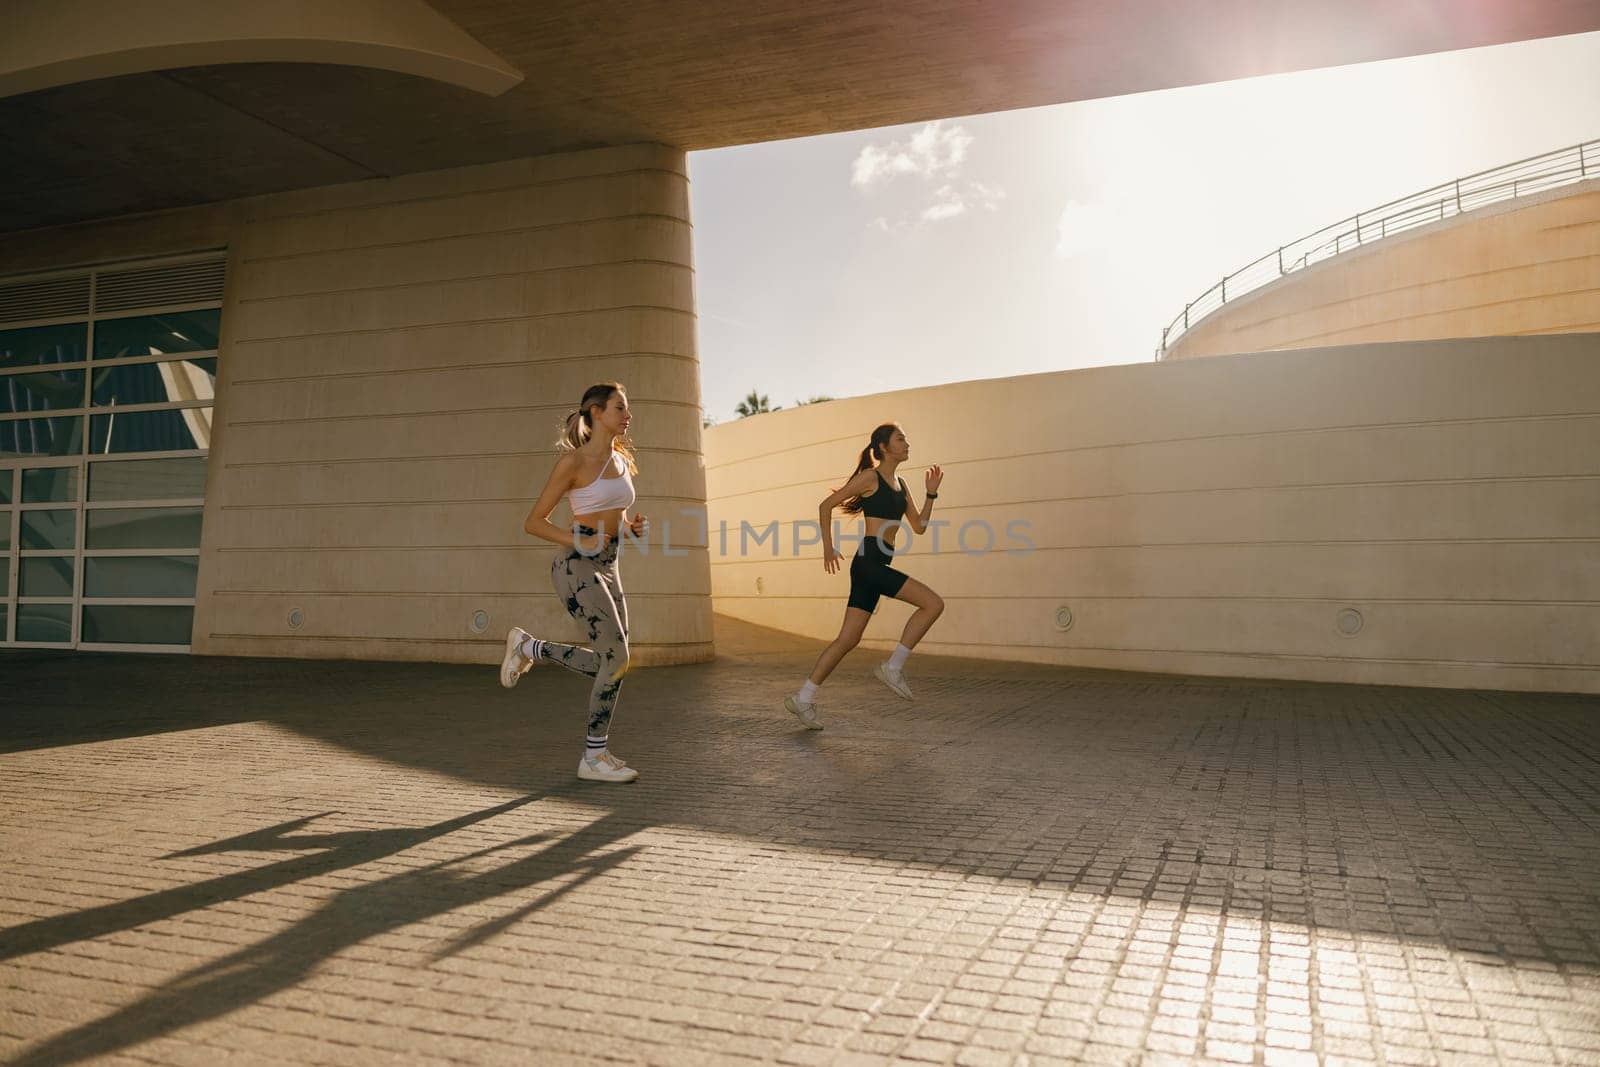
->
[573,508,627,533]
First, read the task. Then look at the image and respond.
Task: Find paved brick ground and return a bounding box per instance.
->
[2,617,1598,1066]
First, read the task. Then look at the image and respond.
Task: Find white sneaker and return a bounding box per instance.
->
[874,662,914,701]
[784,695,824,730]
[600,750,628,769]
[500,627,536,688]
[577,754,638,782]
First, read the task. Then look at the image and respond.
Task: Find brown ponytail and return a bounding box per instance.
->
[837,423,897,514]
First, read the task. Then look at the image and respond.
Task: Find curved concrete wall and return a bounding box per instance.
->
[197,144,710,665]
[1168,180,1600,359]
[0,143,712,666]
[703,333,1600,693]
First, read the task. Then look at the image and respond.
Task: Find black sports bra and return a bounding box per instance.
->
[859,469,906,521]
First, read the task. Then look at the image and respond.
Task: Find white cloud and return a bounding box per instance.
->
[970,181,1005,211]
[921,185,967,222]
[854,122,1002,230]
[851,121,973,188]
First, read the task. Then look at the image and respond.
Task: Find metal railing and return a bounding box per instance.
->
[1157,138,1599,358]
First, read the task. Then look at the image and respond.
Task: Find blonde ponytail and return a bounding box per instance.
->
[556,382,639,475]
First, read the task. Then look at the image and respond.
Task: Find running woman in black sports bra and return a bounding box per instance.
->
[784,423,945,729]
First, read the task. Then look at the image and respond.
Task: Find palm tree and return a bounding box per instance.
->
[735,389,780,418]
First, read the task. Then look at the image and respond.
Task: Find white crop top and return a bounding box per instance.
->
[568,451,636,514]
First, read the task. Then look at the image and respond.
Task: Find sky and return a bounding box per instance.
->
[687,30,1600,424]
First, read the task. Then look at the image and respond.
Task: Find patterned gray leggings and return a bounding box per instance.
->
[542,534,630,738]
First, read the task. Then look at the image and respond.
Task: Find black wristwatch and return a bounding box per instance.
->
[926,492,939,499]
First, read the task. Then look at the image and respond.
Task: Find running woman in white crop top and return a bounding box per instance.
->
[499,381,648,784]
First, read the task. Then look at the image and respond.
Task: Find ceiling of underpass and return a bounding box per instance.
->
[4,0,1600,233]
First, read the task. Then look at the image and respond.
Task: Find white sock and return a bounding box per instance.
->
[888,643,911,671]
[584,736,608,762]
[520,636,543,661]
[798,680,819,704]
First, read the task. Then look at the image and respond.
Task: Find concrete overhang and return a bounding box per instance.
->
[3,0,1599,233]
[0,0,525,102]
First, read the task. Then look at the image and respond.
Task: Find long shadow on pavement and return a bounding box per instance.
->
[4,616,1600,1060]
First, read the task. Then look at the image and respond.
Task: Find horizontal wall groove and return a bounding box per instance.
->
[1520,320,1600,334]
[232,304,696,345]
[710,593,1600,607]
[241,211,693,267]
[708,471,1600,506]
[1273,285,1600,349]
[226,397,701,428]
[236,258,694,306]
[1235,250,1600,331]
[251,166,690,228]
[206,633,707,647]
[218,494,708,511]
[1541,217,1600,235]
[223,445,704,469]
[228,350,698,386]
[707,537,1600,558]
[214,545,711,554]
[704,410,1600,473]
[212,590,709,598]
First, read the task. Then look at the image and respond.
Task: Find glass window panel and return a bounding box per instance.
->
[0,567,7,595]
[0,522,9,551]
[0,469,10,504]
[90,407,211,453]
[0,415,83,459]
[19,556,74,597]
[88,456,207,502]
[82,605,193,645]
[21,466,78,503]
[93,310,220,359]
[92,358,215,407]
[85,506,202,550]
[17,604,71,643]
[1,368,85,414]
[20,508,75,550]
[84,555,198,599]
[0,323,87,371]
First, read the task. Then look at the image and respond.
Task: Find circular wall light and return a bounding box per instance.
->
[470,609,491,634]
[1335,608,1364,637]
[287,607,305,630]
[1054,605,1074,632]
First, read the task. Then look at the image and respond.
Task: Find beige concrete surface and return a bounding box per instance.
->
[3,616,1599,1065]
[188,143,712,666]
[1169,181,1600,359]
[702,333,1600,694]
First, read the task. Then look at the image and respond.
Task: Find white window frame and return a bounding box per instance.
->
[1,251,223,652]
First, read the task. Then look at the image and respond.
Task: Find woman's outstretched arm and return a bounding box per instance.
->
[523,454,583,547]
[818,470,877,574]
